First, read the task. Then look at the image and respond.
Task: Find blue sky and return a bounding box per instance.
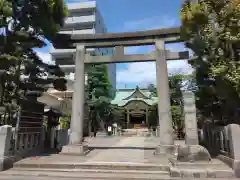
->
[35,0,193,89]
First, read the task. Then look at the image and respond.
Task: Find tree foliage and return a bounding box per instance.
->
[147,73,187,138]
[59,112,71,129]
[0,0,68,125]
[180,0,240,124]
[85,62,113,132]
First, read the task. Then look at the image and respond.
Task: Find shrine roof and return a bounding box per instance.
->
[111,87,158,107]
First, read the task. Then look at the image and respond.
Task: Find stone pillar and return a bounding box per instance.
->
[183,91,199,145]
[127,109,130,128]
[0,125,13,170]
[177,91,211,162]
[155,40,174,155]
[39,126,45,150]
[227,124,240,177]
[61,45,88,155]
[146,109,149,126]
[50,127,56,149]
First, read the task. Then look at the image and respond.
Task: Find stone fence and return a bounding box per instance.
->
[199,123,240,177]
[0,125,44,170]
[49,125,123,149]
[199,124,230,157]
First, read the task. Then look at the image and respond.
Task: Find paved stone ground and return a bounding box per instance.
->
[85,136,185,148]
[8,136,224,166]
[84,136,124,147]
[12,136,170,165]
[86,136,161,163]
[8,136,231,168]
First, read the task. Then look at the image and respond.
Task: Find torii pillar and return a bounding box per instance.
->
[61,44,88,155]
[155,40,175,155]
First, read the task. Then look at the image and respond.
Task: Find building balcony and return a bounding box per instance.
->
[67,1,96,13]
[59,29,95,35]
[50,48,75,59]
[63,15,95,29]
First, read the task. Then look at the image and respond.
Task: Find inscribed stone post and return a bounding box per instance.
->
[0,125,12,170]
[227,124,240,177]
[183,91,199,145]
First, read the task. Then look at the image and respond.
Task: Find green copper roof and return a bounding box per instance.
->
[111,87,158,107]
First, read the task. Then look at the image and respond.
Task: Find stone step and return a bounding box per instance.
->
[1,170,239,180]
[13,162,170,172]
[0,173,239,180]
[169,158,233,169]
[1,170,171,180]
[10,161,237,179]
[9,167,171,174]
[170,167,236,179]
[168,159,236,178]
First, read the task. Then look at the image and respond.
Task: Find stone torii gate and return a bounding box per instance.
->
[52,27,189,155]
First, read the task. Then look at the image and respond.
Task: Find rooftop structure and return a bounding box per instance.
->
[111,87,157,129]
[111,87,158,107]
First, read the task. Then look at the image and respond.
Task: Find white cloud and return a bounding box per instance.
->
[117,62,156,86]
[117,61,193,87]
[118,42,194,87]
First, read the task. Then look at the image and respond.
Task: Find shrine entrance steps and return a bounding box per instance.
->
[121,128,150,137]
[0,136,237,179]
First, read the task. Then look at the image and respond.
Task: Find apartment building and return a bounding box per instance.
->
[50,1,116,93]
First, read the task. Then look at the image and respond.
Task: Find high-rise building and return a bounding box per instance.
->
[50,1,116,93]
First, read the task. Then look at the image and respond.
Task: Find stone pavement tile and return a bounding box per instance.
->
[86,149,148,163]
[16,136,172,165]
[85,137,171,165]
[86,137,148,163]
[14,136,152,165]
[13,137,180,166]
[86,136,184,148]
[144,150,170,165]
[117,136,146,146]
[143,137,185,148]
[85,136,123,147]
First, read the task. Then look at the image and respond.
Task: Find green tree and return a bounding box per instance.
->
[0,0,68,125]
[86,63,113,133]
[147,73,186,138]
[59,112,71,129]
[180,0,240,124]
